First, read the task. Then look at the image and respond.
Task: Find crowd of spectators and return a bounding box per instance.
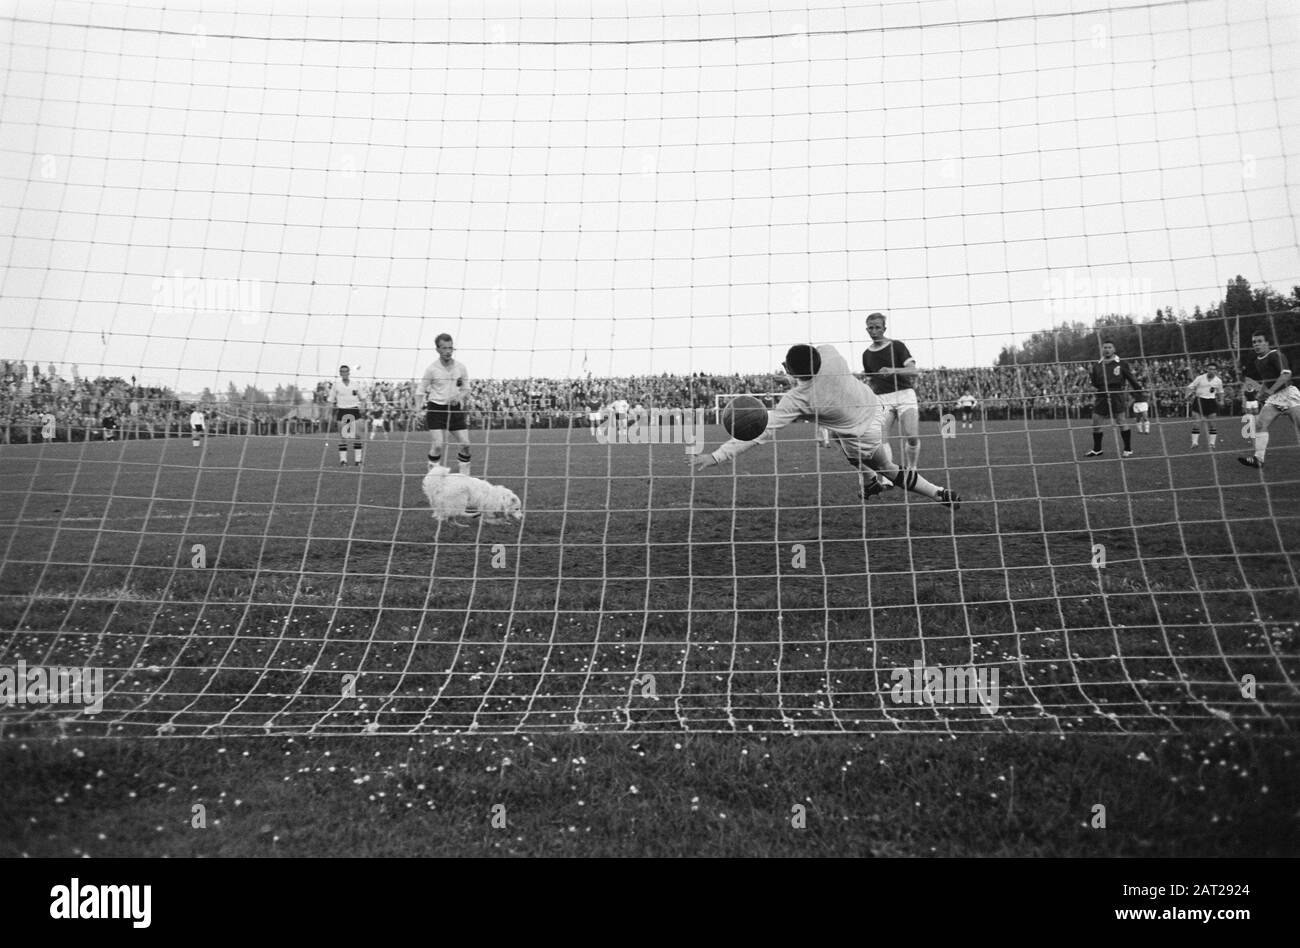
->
[0,352,1256,443]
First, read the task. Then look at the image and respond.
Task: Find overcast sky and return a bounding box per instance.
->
[1,0,1297,394]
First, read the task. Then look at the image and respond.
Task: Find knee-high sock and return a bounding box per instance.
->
[1254,430,1270,462]
[458,448,471,475]
[888,467,941,500]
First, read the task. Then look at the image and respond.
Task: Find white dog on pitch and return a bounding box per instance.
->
[421,465,522,526]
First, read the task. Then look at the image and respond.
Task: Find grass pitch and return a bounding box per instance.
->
[1,416,1297,854]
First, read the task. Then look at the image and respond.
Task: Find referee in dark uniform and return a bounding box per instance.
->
[1086,340,1145,457]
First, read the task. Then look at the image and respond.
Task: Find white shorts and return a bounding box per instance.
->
[876,388,919,423]
[831,428,887,468]
[1264,385,1300,411]
[371,418,386,429]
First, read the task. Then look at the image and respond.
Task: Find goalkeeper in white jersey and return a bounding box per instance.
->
[691,344,960,508]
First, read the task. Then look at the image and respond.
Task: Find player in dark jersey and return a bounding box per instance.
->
[862,312,921,489]
[1238,330,1300,469]
[1085,340,1144,457]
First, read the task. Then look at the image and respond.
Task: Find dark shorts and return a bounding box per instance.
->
[959,407,973,418]
[335,407,361,436]
[1194,398,1218,417]
[1092,393,1128,418]
[425,402,468,432]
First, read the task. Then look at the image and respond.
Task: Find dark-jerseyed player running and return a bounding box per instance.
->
[1085,340,1145,458]
[1238,331,1300,469]
[862,312,922,487]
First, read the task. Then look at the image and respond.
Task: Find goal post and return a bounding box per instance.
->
[1,2,1298,738]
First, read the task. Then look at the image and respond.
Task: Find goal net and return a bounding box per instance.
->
[2,1,1298,737]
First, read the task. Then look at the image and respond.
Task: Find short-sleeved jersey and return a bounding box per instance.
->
[712,345,881,464]
[328,378,363,410]
[1186,374,1222,400]
[956,394,978,409]
[1089,357,1143,397]
[1249,349,1290,390]
[190,411,205,427]
[421,360,469,405]
[862,340,915,394]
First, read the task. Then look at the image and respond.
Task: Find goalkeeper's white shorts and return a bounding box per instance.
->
[1264,385,1300,411]
[832,429,888,469]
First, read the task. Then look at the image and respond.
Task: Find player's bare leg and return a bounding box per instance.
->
[875,409,897,489]
[899,405,921,470]
[1193,411,1217,449]
[427,428,445,472]
[451,427,472,475]
[1240,404,1300,468]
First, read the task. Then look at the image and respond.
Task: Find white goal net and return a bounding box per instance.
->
[1,0,1298,736]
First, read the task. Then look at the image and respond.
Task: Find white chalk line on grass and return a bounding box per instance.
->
[0,512,244,525]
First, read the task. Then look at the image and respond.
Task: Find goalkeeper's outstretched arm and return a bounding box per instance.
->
[691,397,802,470]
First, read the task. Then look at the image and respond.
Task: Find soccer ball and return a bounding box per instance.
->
[722,394,769,441]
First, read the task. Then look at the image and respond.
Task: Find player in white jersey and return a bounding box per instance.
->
[956,392,978,429]
[369,403,389,440]
[1184,363,1223,449]
[691,344,960,508]
[609,398,630,432]
[189,408,206,447]
[327,365,365,467]
[419,334,472,474]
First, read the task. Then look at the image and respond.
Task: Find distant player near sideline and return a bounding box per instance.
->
[691,344,960,509]
[862,312,922,487]
[369,403,388,440]
[1238,331,1300,469]
[420,333,472,474]
[1132,398,1151,434]
[956,392,978,429]
[328,365,365,467]
[190,407,206,447]
[609,397,630,431]
[1184,364,1223,450]
[1085,340,1145,458]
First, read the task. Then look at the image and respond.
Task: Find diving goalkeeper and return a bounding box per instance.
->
[690,343,960,509]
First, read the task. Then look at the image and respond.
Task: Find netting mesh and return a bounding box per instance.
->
[1,0,1297,736]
